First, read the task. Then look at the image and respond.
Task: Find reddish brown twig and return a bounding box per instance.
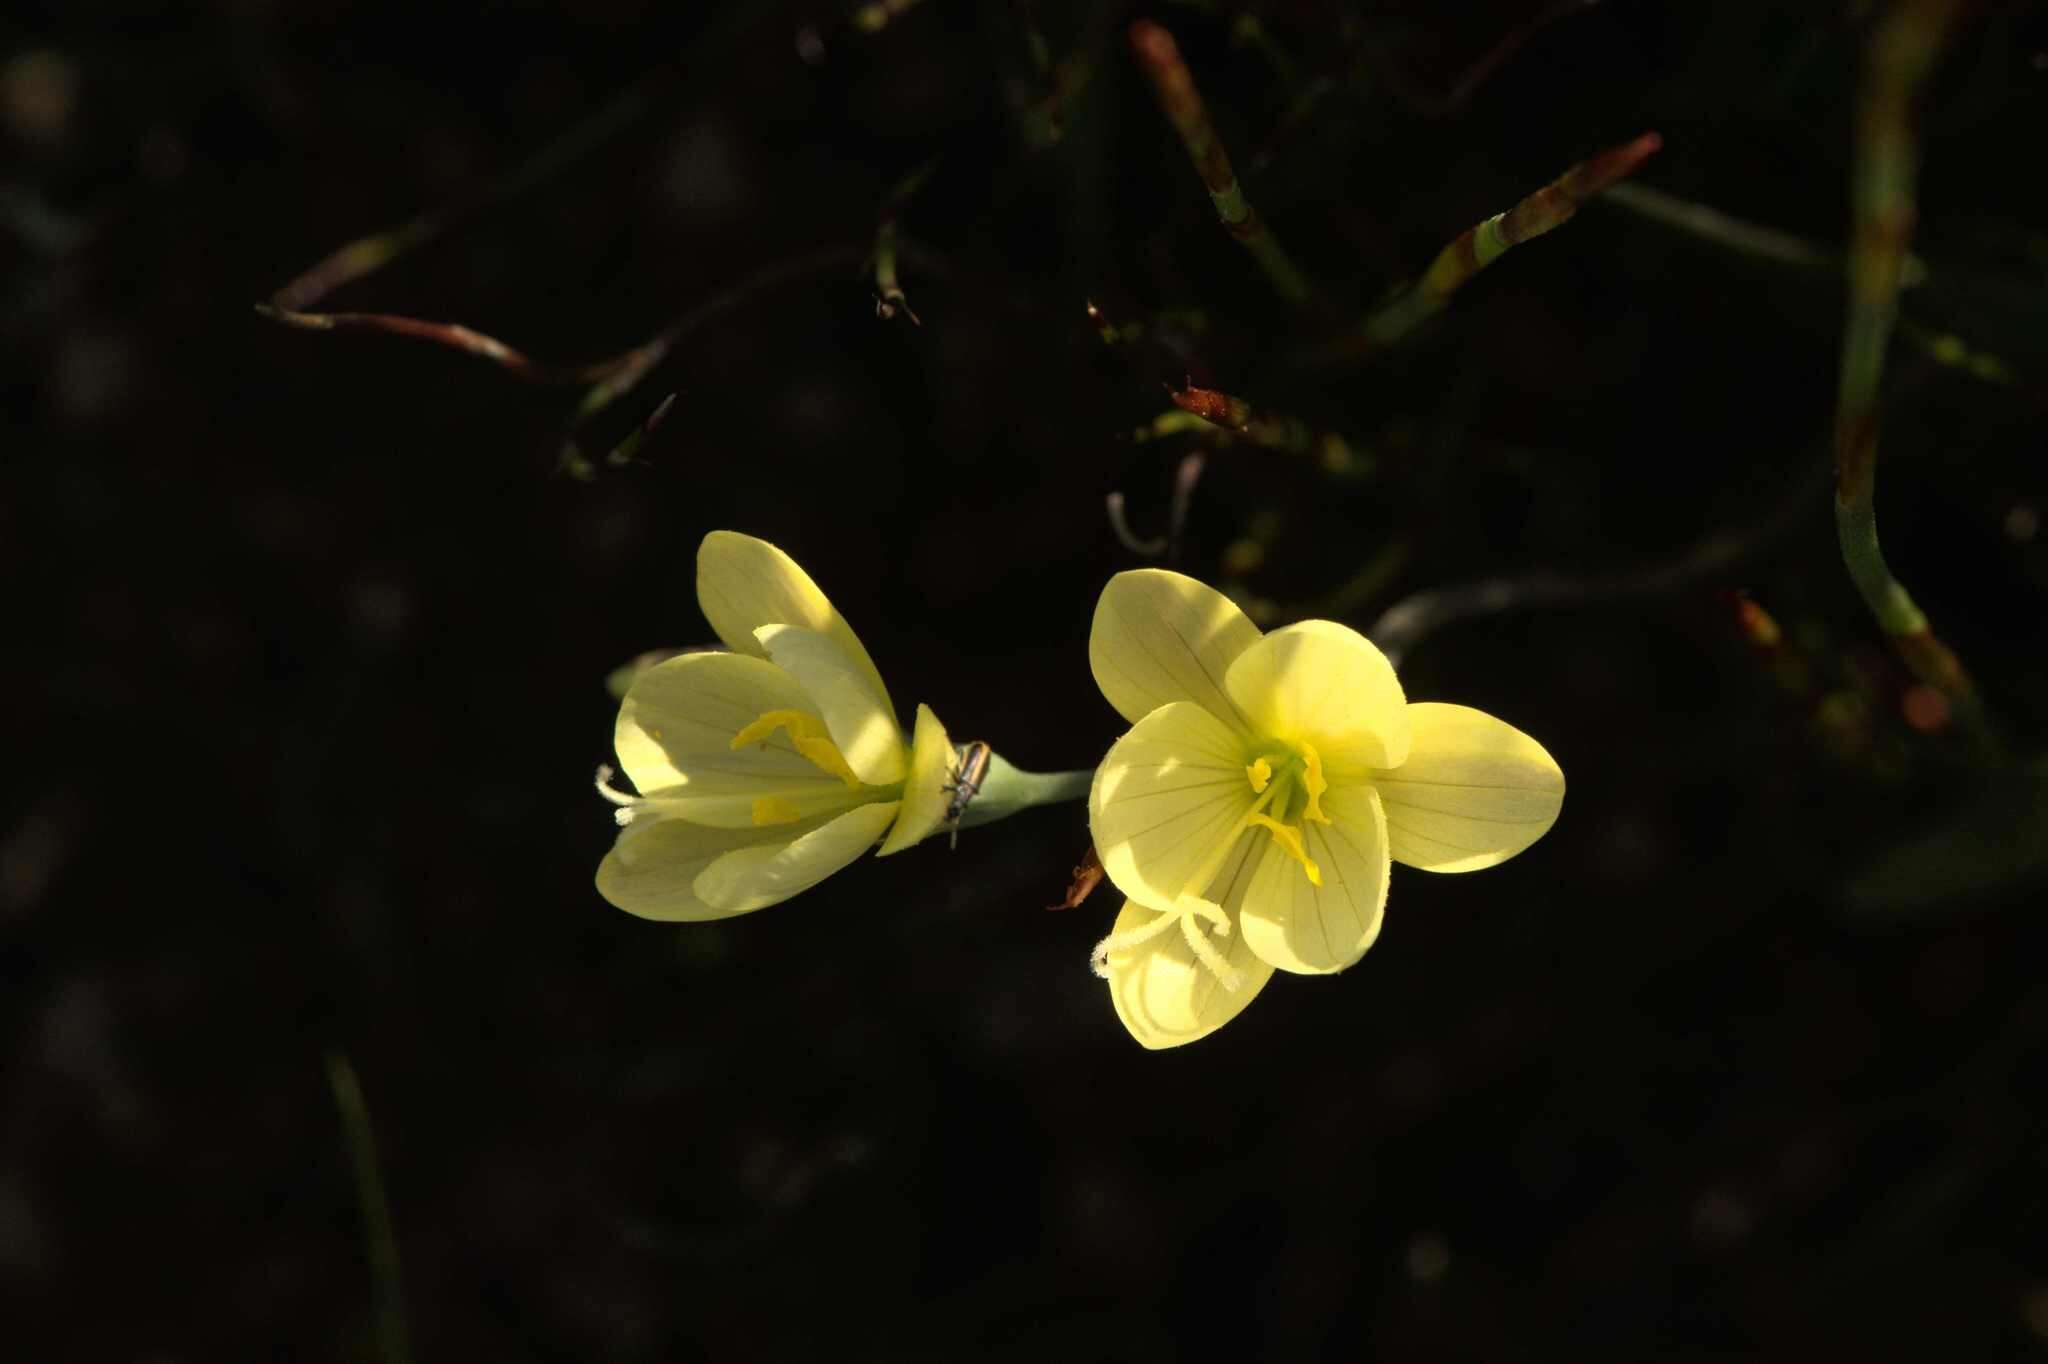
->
[1359,131,1662,347]
[1128,20,1310,305]
[1168,381,1251,432]
[254,302,612,385]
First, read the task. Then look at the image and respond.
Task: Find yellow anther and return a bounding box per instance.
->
[750,795,803,826]
[1246,813,1322,886]
[1300,742,1330,824]
[730,709,862,787]
[792,736,861,786]
[731,708,814,749]
[1245,756,1273,793]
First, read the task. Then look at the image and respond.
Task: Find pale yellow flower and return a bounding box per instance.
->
[595,532,956,920]
[1087,569,1564,1048]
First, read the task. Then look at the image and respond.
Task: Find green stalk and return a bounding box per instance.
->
[1834,0,1985,731]
[957,754,1093,830]
[1128,20,1310,306]
[1361,132,1662,348]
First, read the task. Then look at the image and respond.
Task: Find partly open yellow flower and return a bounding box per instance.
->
[595,532,957,920]
[1087,569,1564,1048]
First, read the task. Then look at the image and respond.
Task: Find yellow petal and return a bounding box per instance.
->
[691,800,900,913]
[1105,842,1274,1049]
[1089,569,1263,729]
[596,816,824,921]
[754,623,906,786]
[1377,702,1564,872]
[618,651,851,786]
[877,703,954,856]
[1222,619,1410,769]
[1238,780,1390,974]
[625,776,866,829]
[614,652,860,825]
[1090,700,1259,910]
[695,531,894,720]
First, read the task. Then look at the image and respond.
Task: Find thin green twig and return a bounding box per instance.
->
[872,160,936,325]
[327,1052,412,1364]
[268,72,665,313]
[1358,131,1661,348]
[1833,0,1986,738]
[556,245,865,475]
[254,302,612,384]
[1128,19,1311,306]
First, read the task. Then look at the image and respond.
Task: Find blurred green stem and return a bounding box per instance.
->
[1834,0,1986,737]
[1360,131,1660,348]
[1128,19,1310,306]
[1603,181,1929,287]
[327,1052,412,1364]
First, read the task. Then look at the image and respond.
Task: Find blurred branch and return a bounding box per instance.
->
[1383,0,1608,118]
[599,392,677,469]
[327,1052,411,1364]
[267,71,666,313]
[1165,382,1371,477]
[1603,181,1929,287]
[1356,131,1662,350]
[1605,183,2025,387]
[1104,492,1166,555]
[1368,451,1829,668]
[871,161,936,325]
[254,302,612,384]
[1725,592,1901,769]
[1128,19,1311,306]
[557,245,866,475]
[1431,0,1604,114]
[1105,450,1206,561]
[1833,0,1988,738]
[1011,2,1102,150]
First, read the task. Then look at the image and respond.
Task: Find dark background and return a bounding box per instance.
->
[8,1,2048,1358]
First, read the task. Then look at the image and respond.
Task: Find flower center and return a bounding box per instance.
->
[1241,741,1331,886]
[729,709,862,788]
[1089,741,1335,994]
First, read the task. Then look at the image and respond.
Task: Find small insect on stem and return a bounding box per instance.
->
[944,740,994,849]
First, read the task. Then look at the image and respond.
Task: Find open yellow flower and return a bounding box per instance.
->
[1087,569,1564,1048]
[594,532,957,920]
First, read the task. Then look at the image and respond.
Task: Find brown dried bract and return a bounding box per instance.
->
[1049,845,1105,911]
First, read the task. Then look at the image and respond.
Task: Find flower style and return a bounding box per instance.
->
[594,532,959,920]
[1087,570,1565,1048]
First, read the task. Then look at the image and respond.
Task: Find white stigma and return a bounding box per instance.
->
[593,764,643,825]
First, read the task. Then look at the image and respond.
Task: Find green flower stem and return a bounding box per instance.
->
[1359,131,1662,348]
[1128,19,1310,307]
[956,753,1093,830]
[1835,0,1986,734]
